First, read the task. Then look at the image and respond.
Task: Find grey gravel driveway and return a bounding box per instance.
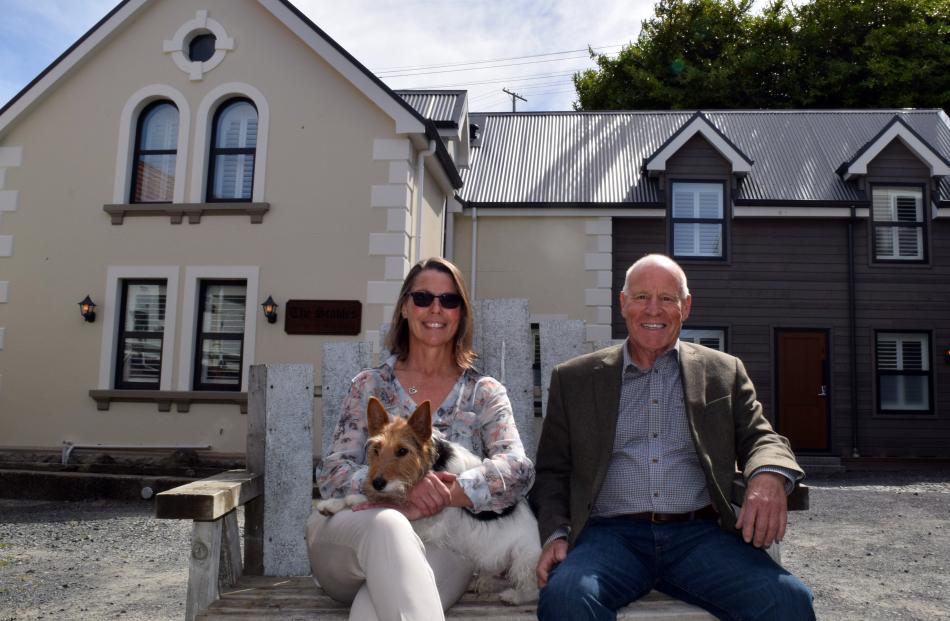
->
[1,469,948,621]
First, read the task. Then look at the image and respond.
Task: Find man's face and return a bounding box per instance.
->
[620,263,691,359]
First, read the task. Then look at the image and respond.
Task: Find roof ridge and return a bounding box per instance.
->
[470,109,943,116]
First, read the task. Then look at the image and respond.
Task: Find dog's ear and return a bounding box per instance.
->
[366,397,390,437]
[407,401,432,443]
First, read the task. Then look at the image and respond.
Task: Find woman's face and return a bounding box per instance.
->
[401,269,462,354]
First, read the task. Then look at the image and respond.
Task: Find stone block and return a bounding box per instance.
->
[321,341,376,455]
[585,252,611,271]
[0,191,18,212]
[368,232,408,257]
[0,147,23,168]
[246,364,314,576]
[584,218,611,235]
[539,320,589,418]
[366,280,402,305]
[472,299,535,456]
[586,324,613,344]
[386,208,410,232]
[372,139,411,161]
[371,184,411,209]
[584,287,611,307]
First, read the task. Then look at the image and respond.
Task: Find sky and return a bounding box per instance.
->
[0,0,663,113]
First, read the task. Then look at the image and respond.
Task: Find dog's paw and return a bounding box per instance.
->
[498,588,538,606]
[315,498,349,515]
[344,493,368,507]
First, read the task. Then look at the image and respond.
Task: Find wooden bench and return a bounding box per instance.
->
[156,361,809,621]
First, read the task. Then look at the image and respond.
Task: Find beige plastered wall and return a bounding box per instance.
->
[0,0,447,456]
[418,168,446,261]
[451,215,598,321]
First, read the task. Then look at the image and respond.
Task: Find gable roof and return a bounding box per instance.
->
[458,110,950,207]
[643,111,753,176]
[837,114,950,180]
[0,0,463,188]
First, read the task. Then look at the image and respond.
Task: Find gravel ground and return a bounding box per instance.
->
[0,469,948,621]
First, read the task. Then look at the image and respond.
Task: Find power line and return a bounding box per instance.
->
[376,54,599,78]
[369,44,623,73]
[421,70,583,90]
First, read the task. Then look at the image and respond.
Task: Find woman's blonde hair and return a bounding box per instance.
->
[385,257,476,368]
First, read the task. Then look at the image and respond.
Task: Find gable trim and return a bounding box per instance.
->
[0,0,427,140]
[643,112,753,176]
[260,0,425,135]
[0,0,149,137]
[838,115,950,180]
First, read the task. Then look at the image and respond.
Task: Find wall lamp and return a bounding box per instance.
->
[78,295,97,323]
[261,296,279,324]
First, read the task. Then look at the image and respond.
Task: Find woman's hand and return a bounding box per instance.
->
[404,472,454,518]
[352,472,473,520]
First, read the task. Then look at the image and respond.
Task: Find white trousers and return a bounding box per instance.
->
[306,508,475,621]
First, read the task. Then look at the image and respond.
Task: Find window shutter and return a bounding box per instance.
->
[672,189,695,218]
[901,339,925,371]
[698,190,720,218]
[876,336,899,370]
[680,329,725,352]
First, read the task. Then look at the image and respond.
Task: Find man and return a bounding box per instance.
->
[530,254,814,620]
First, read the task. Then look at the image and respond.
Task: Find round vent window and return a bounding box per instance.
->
[188,33,216,62]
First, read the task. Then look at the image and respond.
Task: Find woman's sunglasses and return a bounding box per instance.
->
[409,290,463,309]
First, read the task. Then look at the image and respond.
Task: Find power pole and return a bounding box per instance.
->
[502,88,527,112]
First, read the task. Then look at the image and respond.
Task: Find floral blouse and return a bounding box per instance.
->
[317,356,535,513]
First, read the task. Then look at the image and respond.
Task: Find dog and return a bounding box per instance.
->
[316,396,541,605]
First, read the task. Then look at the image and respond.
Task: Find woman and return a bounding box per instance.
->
[307,257,535,621]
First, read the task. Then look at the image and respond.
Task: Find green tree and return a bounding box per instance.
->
[573,0,950,112]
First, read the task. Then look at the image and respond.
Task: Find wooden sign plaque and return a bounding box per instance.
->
[285,300,362,335]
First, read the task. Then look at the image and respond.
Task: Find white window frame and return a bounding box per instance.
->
[191,83,269,203]
[113,85,190,204]
[871,185,926,262]
[680,328,726,352]
[670,181,725,259]
[98,266,179,390]
[875,331,932,414]
[178,266,259,391]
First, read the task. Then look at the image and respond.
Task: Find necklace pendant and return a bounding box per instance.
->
[408,386,418,395]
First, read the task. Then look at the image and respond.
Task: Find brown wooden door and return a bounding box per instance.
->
[776,330,829,451]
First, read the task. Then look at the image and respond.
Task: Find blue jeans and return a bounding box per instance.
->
[538,517,814,621]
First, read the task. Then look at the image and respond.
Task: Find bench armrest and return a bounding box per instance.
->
[730,475,809,511]
[155,469,262,520]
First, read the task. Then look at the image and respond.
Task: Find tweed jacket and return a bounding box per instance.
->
[529,341,803,548]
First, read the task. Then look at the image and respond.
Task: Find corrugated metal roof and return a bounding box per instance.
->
[459,110,950,206]
[395,90,466,126]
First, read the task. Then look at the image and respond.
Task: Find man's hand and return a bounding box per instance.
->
[735,472,788,548]
[536,538,568,588]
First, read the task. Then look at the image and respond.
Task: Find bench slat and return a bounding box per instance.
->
[156,470,262,520]
[198,576,714,620]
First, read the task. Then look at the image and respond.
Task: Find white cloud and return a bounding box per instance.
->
[1,0,654,112]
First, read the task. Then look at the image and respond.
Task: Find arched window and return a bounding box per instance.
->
[130,101,179,203]
[207,98,258,202]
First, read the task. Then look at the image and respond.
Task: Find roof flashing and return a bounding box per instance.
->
[643,112,753,176]
[840,115,950,180]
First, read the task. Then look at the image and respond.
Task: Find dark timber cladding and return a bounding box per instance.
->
[611,138,950,459]
[460,109,950,458]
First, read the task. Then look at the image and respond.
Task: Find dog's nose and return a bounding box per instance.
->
[372,477,387,491]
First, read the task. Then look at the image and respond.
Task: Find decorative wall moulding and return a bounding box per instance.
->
[163,10,235,81]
